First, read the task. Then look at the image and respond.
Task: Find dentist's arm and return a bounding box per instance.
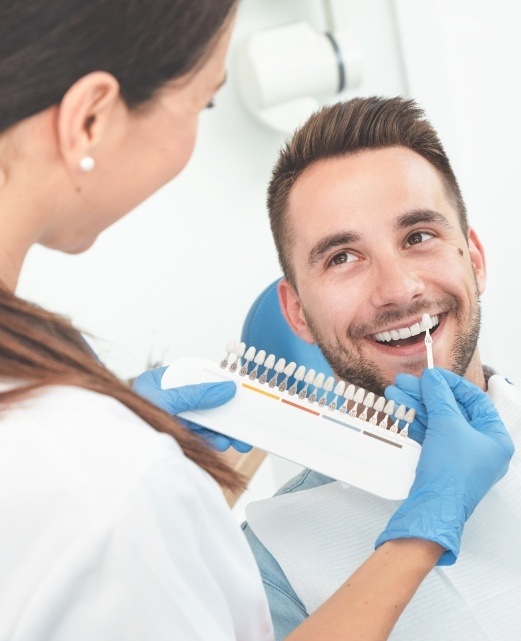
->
[287,368,514,641]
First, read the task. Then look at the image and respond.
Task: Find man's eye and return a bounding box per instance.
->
[330,251,357,266]
[405,231,433,247]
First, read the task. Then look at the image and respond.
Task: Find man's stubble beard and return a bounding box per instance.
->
[302,285,481,397]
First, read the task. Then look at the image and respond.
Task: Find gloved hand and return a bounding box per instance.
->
[376,368,514,565]
[132,367,253,453]
[385,370,472,444]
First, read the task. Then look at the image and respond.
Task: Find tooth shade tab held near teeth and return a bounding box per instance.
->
[421,313,433,331]
[423,313,434,369]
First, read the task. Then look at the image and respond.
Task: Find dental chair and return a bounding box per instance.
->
[241,279,333,377]
[224,278,332,506]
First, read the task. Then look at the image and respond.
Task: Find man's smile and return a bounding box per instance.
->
[363,313,445,358]
[371,313,441,346]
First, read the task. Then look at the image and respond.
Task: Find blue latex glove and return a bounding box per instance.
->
[385,371,472,444]
[376,368,514,565]
[132,366,253,453]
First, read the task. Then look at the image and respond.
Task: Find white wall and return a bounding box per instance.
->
[17,0,408,380]
[16,0,521,515]
[394,0,521,378]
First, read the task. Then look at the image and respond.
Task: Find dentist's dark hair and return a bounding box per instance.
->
[0,0,244,493]
[0,0,235,133]
[268,96,468,287]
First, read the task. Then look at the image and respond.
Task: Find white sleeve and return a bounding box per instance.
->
[14,452,273,641]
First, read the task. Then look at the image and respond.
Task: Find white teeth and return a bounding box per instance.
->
[374,315,439,343]
[410,323,421,337]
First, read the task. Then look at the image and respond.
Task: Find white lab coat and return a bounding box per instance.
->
[0,385,274,641]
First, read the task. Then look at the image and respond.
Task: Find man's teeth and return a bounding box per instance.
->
[374,315,439,343]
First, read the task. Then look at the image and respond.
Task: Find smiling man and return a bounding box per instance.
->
[242,97,521,641]
[271,99,485,396]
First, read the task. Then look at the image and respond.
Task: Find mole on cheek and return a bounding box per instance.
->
[458,248,464,256]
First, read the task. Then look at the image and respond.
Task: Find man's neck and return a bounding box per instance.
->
[464,349,487,390]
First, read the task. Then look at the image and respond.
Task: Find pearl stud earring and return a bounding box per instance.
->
[79,156,95,172]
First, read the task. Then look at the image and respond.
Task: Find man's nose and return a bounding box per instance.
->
[368,256,425,309]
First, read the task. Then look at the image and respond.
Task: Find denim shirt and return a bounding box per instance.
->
[241,470,334,641]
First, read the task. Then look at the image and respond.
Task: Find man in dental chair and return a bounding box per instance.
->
[241,96,521,641]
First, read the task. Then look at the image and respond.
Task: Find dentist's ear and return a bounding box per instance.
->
[56,71,122,172]
[278,278,316,344]
[467,228,486,295]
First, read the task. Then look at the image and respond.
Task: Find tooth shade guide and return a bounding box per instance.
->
[259,354,276,384]
[220,339,416,436]
[220,344,412,437]
[220,339,236,369]
[229,341,246,373]
[161,345,422,499]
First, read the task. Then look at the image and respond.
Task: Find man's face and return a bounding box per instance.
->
[280,146,486,394]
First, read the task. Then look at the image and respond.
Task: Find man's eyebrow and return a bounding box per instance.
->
[308,231,361,268]
[395,209,453,230]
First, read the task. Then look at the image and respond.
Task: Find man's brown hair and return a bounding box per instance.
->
[267,96,468,287]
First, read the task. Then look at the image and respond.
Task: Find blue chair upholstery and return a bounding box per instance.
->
[241,278,333,378]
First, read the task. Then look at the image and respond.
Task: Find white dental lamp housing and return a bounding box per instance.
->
[235,22,363,134]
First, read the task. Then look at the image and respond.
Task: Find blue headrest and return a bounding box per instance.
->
[241,278,333,377]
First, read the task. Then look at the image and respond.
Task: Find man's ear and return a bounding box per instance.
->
[467,227,486,295]
[278,278,316,344]
[56,72,122,171]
